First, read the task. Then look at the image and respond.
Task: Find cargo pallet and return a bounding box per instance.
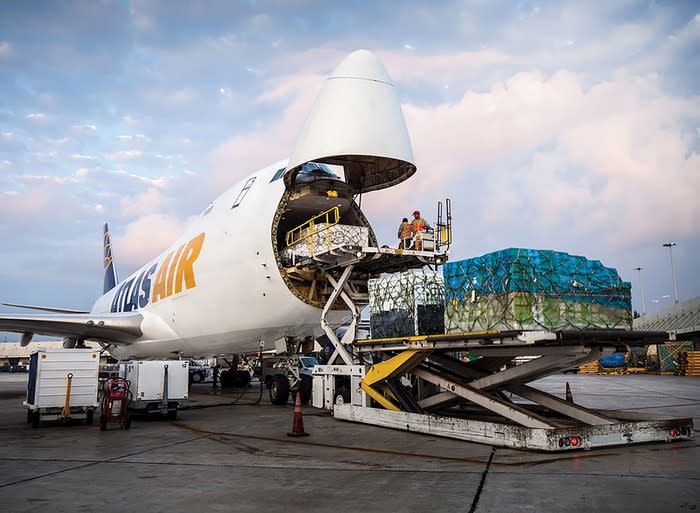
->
[309,257,694,452]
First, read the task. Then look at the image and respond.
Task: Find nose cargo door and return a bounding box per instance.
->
[285,50,416,194]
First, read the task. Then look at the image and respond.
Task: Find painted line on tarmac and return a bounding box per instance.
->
[0,435,205,489]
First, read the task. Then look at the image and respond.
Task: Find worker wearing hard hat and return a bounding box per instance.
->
[397,217,412,249]
[410,210,431,250]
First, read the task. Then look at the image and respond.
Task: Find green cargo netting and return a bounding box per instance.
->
[443,248,632,332]
[658,342,694,372]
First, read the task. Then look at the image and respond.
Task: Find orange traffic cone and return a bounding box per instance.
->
[565,382,574,403]
[287,390,309,437]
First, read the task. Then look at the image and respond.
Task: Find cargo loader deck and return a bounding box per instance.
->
[312,307,694,451]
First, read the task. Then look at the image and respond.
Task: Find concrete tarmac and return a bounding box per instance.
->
[0,373,697,512]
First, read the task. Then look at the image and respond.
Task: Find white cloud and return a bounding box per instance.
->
[120,115,142,125]
[111,169,169,188]
[119,187,169,215]
[2,190,17,196]
[163,88,197,107]
[72,124,97,133]
[367,68,700,251]
[0,160,12,168]
[0,41,11,57]
[112,214,185,268]
[71,153,96,160]
[116,134,148,142]
[104,150,144,161]
[25,113,47,121]
[74,168,90,179]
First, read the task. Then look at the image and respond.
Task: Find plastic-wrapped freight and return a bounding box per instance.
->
[443,248,632,332]
[369,270,444,338]
[281,223,369,261]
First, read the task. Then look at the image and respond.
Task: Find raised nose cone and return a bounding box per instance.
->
[330,49,393,83]
[286,50,416,193]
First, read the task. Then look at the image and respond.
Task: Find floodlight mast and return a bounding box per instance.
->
[662,242,679,304]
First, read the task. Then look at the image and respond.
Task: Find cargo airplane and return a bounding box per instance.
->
[0,51,446,391]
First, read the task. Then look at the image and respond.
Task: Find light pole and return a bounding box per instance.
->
[662,242,679,304]
[633,266,646,316]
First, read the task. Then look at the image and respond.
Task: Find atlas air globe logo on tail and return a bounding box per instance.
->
[110,233,206,313]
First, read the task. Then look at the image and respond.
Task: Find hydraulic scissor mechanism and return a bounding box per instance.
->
[358,342,616,430]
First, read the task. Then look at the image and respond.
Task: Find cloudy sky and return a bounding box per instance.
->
[1,0,698,338]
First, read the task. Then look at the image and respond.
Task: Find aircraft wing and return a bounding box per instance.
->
[0,312,143,345]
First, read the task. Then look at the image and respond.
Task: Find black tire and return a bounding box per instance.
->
[99,413,107,431]
[124,417,132,430]
[334,387,351,405]
[264,376,272,389]
[26,409,33,424]
[300,375,312,405]
[269,374,290,405]
[166,408,177,420]
[220,370,233,387]
[31,410,40,428]
[86,408,94,426]
[233,370,251,388]
[191,372,203,383]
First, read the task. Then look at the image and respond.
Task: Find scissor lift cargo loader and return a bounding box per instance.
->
[308,253,694,452]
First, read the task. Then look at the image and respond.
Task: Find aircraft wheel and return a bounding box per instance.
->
[269,374,290,405]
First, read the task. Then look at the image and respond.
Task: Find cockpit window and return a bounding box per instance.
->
[294,162,340,185]
[270,167,287,182]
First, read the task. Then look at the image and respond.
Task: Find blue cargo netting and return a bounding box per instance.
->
[443,248,632,332]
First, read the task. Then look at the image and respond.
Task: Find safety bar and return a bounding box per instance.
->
[285,206,340,252]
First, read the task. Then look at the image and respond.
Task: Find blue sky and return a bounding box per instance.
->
[1,0,698,339]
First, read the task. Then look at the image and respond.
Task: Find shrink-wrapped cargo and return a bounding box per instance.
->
[282,223,369,261]
[369,270,444,338]
[443,248,632,332]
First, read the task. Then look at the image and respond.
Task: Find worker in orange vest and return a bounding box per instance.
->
[410,210,431,250]
[397,217,412,249]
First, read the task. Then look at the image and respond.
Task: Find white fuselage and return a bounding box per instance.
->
[92,161,346,359]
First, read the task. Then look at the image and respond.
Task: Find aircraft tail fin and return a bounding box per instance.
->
[103,222,117,294]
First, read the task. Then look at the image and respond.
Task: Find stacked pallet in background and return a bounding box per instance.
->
[579,361,600,374]
[675,351,700,376]
[443,248,632,332]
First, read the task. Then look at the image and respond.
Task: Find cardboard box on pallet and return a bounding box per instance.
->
[443,248,632,332]
[369,270,444,338]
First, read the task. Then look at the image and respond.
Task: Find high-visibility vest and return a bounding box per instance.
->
[411,217,427,233]
[398,222,412,239]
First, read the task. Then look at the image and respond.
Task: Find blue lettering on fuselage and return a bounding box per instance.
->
[110,263,158,313]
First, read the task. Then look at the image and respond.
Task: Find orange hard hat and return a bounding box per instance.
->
[413,210,420,216]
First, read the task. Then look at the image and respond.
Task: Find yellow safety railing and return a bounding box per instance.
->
[285,206,340,257]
